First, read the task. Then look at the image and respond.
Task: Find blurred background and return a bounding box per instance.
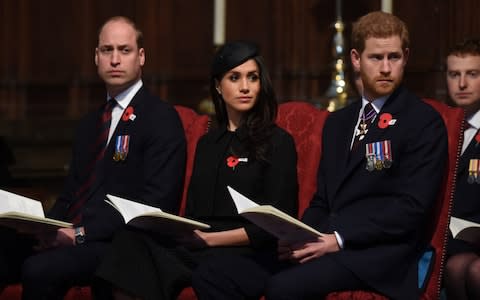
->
[0,0,478,200]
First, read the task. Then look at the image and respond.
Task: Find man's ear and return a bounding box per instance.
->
[139,48,145,66]
[350,49,361,71]
[403,48,410,66]
[94,48,99,66]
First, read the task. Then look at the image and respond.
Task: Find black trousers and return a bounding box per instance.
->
[96,229,265,300]
[192,253,368,300]
[0,228,109,300]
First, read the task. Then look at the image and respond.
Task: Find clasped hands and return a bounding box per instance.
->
[278,233,340,264]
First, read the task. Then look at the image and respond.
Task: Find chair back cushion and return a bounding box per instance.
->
[276,101,329,217]
[174,106,210,216]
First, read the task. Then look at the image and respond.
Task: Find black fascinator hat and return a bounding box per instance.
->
[211,41,259,78]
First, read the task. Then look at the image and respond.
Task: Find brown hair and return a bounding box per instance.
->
[448,38,480,58]
[351,11,409,53]
[98,16,144,49]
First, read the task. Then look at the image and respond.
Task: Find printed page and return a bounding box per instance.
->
[450,217,479,237]
[106,194,162,223]
[0,189,44,217]
[227,186,323,242]
[228,186,259,213]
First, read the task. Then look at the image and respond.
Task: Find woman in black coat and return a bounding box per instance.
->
[95,41,298,300]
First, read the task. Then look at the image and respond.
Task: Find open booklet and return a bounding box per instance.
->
[0,189,72,234]
[105,194,210,236]
[227,186,323,243]
[450,216,480,245]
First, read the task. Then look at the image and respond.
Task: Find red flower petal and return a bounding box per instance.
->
[378,113,393,129]
[475,132,480,143]
[122,107,134,121]
[226,156,239,168]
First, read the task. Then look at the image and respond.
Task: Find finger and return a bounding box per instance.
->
[299,254,316,264]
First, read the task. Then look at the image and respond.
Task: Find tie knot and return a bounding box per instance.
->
[102,99,116,123]
[106,98,117,112]
[464,120,472,131]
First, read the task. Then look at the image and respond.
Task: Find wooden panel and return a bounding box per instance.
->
[0,0,479,184]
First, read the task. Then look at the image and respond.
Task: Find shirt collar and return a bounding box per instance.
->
[213,124,248,142]
[107,79,143,109]
[467,109,480,131]
[361,95,388,114]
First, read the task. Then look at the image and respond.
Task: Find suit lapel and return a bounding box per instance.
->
[106,86,146,155]
[89,87,147,200]
[327,101,361,201]
[458,136,480,175]
[339,87,406,191]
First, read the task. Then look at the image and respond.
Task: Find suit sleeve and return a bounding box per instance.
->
[48,118,90,220]
[139,104,186,214]
[49,103,186,242]
[301,116,335,231]
[333,110,448,248]
[244,130,299,249]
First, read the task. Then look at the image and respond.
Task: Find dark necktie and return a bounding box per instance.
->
[67,99,117,224]
[352,103,376,151]
[462,121,473,151]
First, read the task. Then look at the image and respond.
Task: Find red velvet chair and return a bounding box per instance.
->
[326,99,464,300]
[276,101,329,217]
[173,105,210,216]
[0,105,210,300]
[174,105,210,300]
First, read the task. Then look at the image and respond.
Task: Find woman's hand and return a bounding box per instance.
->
[176,228,250,249]
[175,230,209,249]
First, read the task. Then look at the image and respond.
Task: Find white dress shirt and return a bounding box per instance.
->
[462,109,480,155]
[106,79,143,145]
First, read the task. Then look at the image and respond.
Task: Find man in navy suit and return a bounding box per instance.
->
[444,38,480,300]
[192,11,448,300]
[0,16,186,300]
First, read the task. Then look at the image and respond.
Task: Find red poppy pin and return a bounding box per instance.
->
[378,113,397,129]
[475,131,480,144]
[226,156,239,170]
[122,106,136,122]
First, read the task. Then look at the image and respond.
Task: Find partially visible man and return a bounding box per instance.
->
[0,16,186,299]
[191,11,448,300]
[444,38,480,300]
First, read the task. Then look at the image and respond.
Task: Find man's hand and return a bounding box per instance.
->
[34,228,76,251]
[278,234,340,264]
